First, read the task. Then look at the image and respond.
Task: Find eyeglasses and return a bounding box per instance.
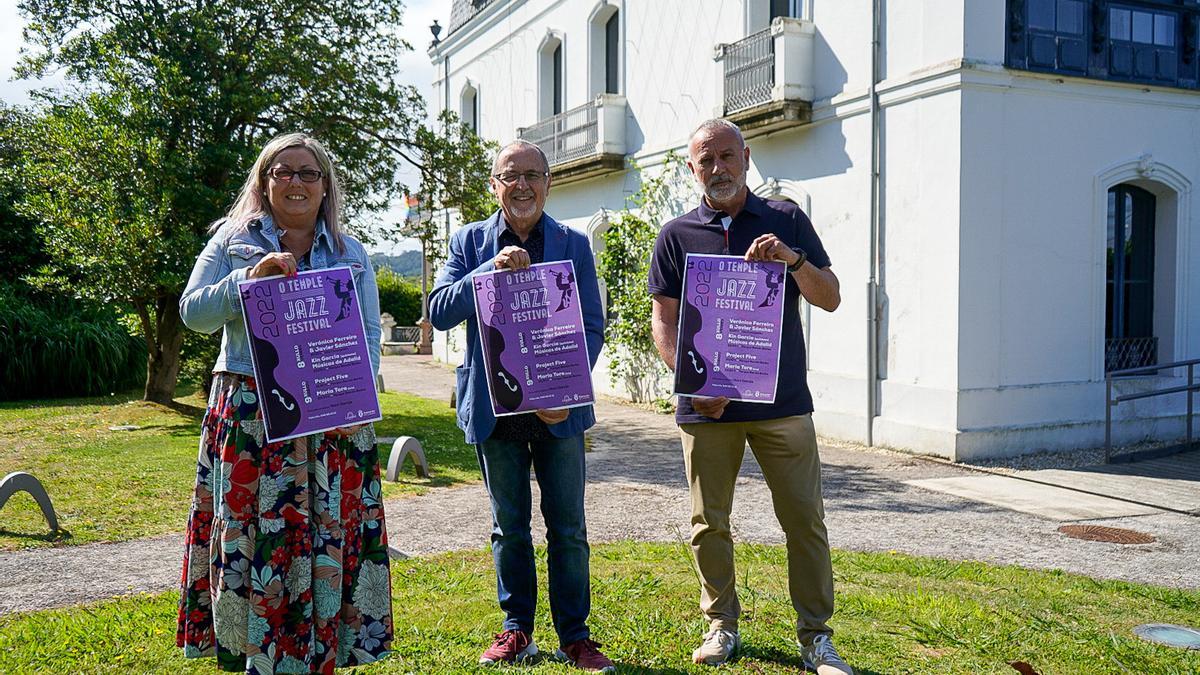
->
[492,171,549,186]
[266,167,324,183]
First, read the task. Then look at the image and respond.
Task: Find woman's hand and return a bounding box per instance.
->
[249,252,298,278]
[333,424,366,437]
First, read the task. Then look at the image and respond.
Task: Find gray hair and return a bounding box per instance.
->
[212,132,346,254]
[689,118,745,150]
[492,140,550,175]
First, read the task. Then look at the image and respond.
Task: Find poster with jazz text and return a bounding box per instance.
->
[238,266,382,442]
[472,260,595,416]
[675,253,786,403]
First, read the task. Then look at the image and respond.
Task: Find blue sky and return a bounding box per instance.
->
[0,0,448,253]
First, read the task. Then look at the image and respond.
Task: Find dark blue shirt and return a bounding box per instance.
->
[648,191,831,425]
[489,216,553,441]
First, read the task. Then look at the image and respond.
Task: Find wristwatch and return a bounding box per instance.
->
[786,247,807,273]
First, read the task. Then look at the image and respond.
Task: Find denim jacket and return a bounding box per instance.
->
[179,214,381,379]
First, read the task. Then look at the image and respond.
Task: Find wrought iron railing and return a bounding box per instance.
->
[518,101,600,166]
[1105,336,1158,372]
[723,28,775,113]
[391,326,421,343]
[1105,356,1198,463]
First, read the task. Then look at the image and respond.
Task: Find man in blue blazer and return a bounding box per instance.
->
[429,140,613,673]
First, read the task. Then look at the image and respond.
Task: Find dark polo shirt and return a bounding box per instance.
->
[648,191,831,425]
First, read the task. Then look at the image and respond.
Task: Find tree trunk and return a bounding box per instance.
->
[143,292,185,404]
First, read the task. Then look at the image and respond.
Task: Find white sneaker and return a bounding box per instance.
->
[800,634,853,674]
[692,627,739,665]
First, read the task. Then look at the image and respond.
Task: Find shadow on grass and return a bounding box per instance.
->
[520,654,691,675]
[603,665,692,675]
[134,421,204,439]
[735,643,883,675]
[0,391,144,411]
[0,526,73,547]
[160,399,206,419]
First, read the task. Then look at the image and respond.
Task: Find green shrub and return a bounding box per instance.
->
[375,266,423,326]
[0,285,146,400]
[179,328,221,395]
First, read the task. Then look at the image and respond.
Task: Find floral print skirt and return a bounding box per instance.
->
[176,373,393,674]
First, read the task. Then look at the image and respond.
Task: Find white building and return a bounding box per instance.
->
[427,0,1200,461]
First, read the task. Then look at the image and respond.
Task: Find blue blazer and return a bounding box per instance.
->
[430,211,605,445]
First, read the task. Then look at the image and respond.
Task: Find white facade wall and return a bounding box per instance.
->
[429,0,1200,460]
[955,73,1200,457]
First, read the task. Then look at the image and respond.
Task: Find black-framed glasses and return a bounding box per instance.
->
[266,167,324,183]
[492,171,548,186]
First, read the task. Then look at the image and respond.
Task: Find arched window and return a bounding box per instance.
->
[604,12,619,94]
[588,3,621,97]
[586,210,613,319]
[553,43,563,114]
[538,33,565,119]
[1106,183,1157,370]
[460,83,479,133]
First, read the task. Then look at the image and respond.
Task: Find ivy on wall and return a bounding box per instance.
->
[597,153,694,405]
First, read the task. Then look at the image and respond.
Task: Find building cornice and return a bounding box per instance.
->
[429,0,525,64]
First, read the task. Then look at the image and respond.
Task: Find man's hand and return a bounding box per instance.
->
[495,246,531,270]
[535,408,570,425]
[744,234,799,266]
[690,396,730,419]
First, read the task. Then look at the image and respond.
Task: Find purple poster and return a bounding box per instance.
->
[472,260,595,416]
[675,254,786,403]
[238,267,382,442]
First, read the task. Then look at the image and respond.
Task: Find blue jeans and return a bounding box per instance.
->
[476,434,591,644]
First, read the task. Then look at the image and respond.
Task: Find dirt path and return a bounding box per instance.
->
[1,356,1196,616]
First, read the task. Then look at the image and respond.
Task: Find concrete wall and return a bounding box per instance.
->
[955,70,1200,459]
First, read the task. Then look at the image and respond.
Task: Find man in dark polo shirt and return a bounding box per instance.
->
[430,140,614,672]
[648,120,849,674]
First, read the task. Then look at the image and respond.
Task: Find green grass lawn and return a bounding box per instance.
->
[0,390,477,550]
[0,543,1197,674]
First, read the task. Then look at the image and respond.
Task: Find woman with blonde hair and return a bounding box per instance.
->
[176,132,390,673]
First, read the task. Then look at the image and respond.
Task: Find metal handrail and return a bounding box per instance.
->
[1104,356,1199,462]
[722,27,774,113]
[392,326,422,343]
[517,100,600,166]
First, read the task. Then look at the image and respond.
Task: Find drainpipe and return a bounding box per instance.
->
[866,0,882,447]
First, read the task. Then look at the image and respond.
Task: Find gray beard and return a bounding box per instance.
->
[705,182,740,203]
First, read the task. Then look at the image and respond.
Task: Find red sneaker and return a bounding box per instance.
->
[479,629,538,665]
[556,638,616,673]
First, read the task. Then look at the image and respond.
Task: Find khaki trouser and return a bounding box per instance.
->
[680,414,833,646]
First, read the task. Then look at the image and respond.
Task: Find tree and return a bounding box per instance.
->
[13,0,485,403]
[0,106,44,284]
[597,153,693,403]
[393,110,498,322]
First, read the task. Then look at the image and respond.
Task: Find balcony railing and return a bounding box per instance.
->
[392,326,422,344]
[723,28,775,113]
[1106,336,1158,372]
[518,94,626,185]
[714,17,815,136]
[520,101,600,165]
